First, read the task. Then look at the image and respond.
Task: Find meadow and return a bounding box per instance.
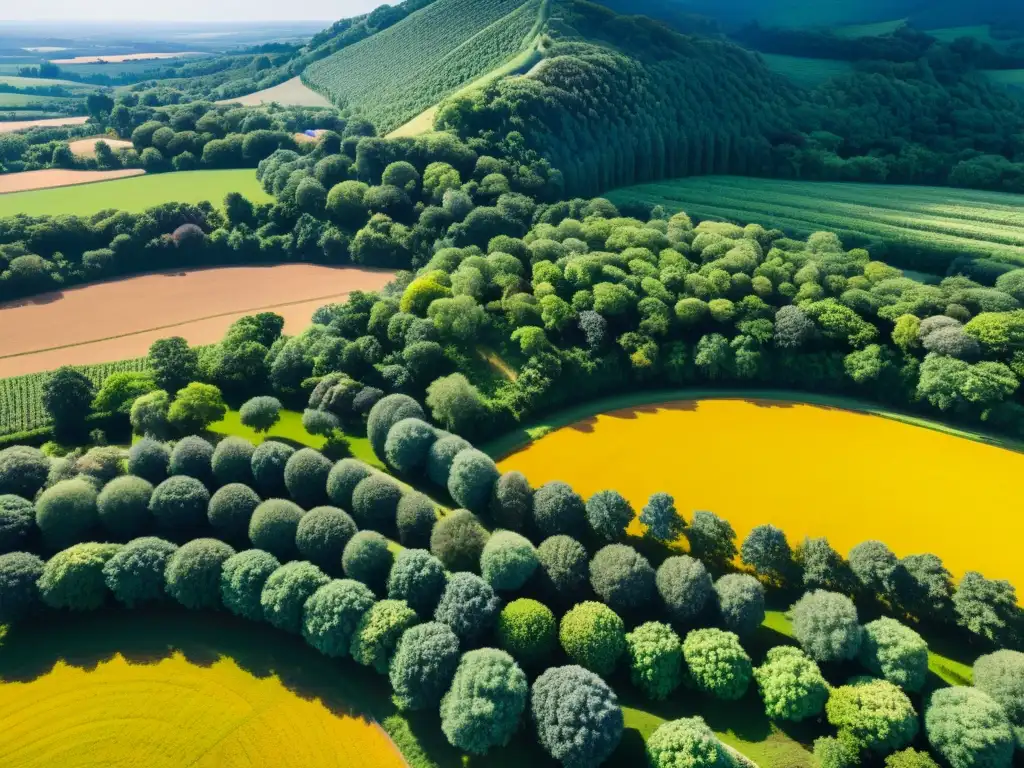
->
[218,77,333,108]
[759,54,853,87]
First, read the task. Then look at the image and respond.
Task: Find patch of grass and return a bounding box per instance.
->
[760,54,853,87]
[0,93,73,108]
[832,18,907,38]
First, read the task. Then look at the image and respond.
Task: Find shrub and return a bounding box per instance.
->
[430,509,489,572]
[351,473,403,534]
[426,434,471,486]
[342,530,393,592]
[261,560,330,633]
[0,495,35,553]
[102,536,177,608]
[532,481,586,537]
[149,475,210,535]
[792,590,863,663]
[38,542,121,611]
[447,449,499,513]
[250,441,294,497]
[396,492,436,547]
[714,574,766,636]
[657,555,712,625]
[926,688,1014,768]
[35,478,99,550]
[130,390,170,436]
[589,544,656,612]
[127,438,170,484]
[301,578,375,657]
[973,650,1024,749]
[531,665,624,766]
[884,749,941,768]
[952,571,1019,645]
[0,446,50,499]
[434,571,501,642]
[211,437,255,486]
[536,534,589,604]
[367,394,425,460]
[831,680,920,754]
[646,717,731,768]
[165,538,235,609]
[797,536,851,592]
[753,646,829,722]
[248,499,305,560]
[480,531,537,592]
[440,648,528,755]
[207,483,261,542]
[239,396,281,433]
[741,524,793,583]
[813,736,861,768]
[496,598,556,666]
[0,551,45,623]
[859,618,928,692]
[169,436,214,485]
[390,621,461,710]
[559,601,626,676]
[586,489,633,542]
[640,492,684,542]
[96,476,153,540]
[626,621,684,700]
[387,548,446,616]
[683,628,752,701]
[282,448,331,508]
[220,549,280,621]
[849,540,899,596]
[385,418,438,475]
[686,510,737,571]
[326,458,374,510]
[302,408,340,437]
[295,506,357,570]
[350,598,419,673]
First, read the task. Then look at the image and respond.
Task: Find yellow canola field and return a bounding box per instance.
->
[498,399,1023,588]
[0,652,405,768]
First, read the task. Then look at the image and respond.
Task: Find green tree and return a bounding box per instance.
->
[440,649,528,755]
[753,646,829,722]
[148,337,199,394]
[167,383,227,433]
[42,367,95,440]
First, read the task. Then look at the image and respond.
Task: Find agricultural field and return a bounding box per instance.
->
[48,52,205,64]
[606,176,1024,274]
[67,137,134,157]
[831,18,908,38]
[0,169,144,195]
[217,77,333,108]
[759,54,853,87]
[0,116,89,133]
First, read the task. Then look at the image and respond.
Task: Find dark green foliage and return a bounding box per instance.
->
[480,531,537,592]
[792,589,862,663]
[165,538,236,610]
[43,367,95,440]
[683,628,752,701]
[220,549,281,621]
[326,458,375,510]
[283,448,331,508]
[169,436,214,485]
[390,621,461,711]
[640,492,684,543]
[973,651,1024,750]
[714,574,766,636]
[351,473,403,534]
[656,555,712,625]
[239,395,281,433]
[828,679,919,754]
[859,618,929,693]
[149,475,210,534]
[531,665,624,766]
[0,551,44,624]
[559,601,626,676]
[646,717,731,768]
[586,489,633,542]
[434,571,500,643]
[261,560,330,633]
[439,648,528,756]
[38,542,121,611]
[342,530,394,592]
[384,417,438,475]
[753,646,829,722]
[148,337,198,395]
[532,481,587,538]
[536,534,589,604]
[496,598,557,666]
[35,478,99,550]
[102,536,177,608]
[97,476,154,540]
[797,536,852,593]
[367,394,425,461]
[301,578,376,657]
[295,506,357,570]
[0,495,35,553]
[489,471,531,531]
[248,499,305,560]
[894,554,954,622]
[952,571,1020,645]
[127,438,170,484]
[447,449,499,513]
[926,688,1015,768]
[207,483,261,542]
[589,544,656,612]
[430,508,489,572]
[211,437,255,486]
[396,491,437,547]
[350,598,419,673]
[426,434,471,487]
[626,621,684,701]
[0,446,50,500]
[741,524,793,583]
[849,540,899,597]
[387,548,447,616]
[249,440,294,497]
[686,510,737,571]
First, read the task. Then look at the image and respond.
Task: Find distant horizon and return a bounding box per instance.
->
[0,1,389,23]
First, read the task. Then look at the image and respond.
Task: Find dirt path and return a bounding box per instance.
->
[0,265,395,377]
[0,116,89,134]
[0,168,144,194]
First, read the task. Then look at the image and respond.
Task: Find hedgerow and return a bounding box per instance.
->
[0,495,35,554]
[430,509,488,572]
[434,571,500,643]
[149,476,210,535]
[301,578,376,657]
[387,548,447,616]
[480,530,537,592]
[210,437,255,486]
[220,549,281,621]
[396,492,437,547]
[342,530,394,592]
[390,621,461,711]
[351,598,419,673]
[284,448,332,508]
[38,542,121,611]
[97,476,154,540]
[326,458,374,510]
[102,536,177,608]
[0,551,44,623]
[207,483,261,542]
[261,560,330,633]
[351,473,404,534]
[295,506,357,571]
[35,478,99,550]
[165,538,235,610]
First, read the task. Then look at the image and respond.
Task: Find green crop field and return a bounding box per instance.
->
[606,176,1024,274]
[759,54,853,87]
[832,18,907,38]
[0,169,273,218]
[303,0,545,133]
[0,75,92,89]
[0,93,72,108]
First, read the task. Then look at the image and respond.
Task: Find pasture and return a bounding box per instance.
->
[759,54,853,87]
[218,77,332,108]
[49,52,204,64]
[0,168,144,195]
[0,116,89,133]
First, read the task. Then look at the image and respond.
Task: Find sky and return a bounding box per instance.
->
[2,1,389,22]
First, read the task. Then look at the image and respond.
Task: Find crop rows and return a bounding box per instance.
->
[0,358,149,436]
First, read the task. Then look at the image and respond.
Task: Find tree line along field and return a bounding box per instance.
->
[606,176,1024,277]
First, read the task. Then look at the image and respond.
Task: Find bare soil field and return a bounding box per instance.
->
[68,137,134,157]
[0,168,144,195]
[49,52,204,64]
[0,265,395,377]
[0,116,89,134]
[218,77,332,108]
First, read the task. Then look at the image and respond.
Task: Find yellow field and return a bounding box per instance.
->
[498,398,1024,588]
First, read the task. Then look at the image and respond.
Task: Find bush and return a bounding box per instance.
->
[973,650,1024,749]
[496,598,556,666]
[813,736,860,768]
[207,483,261,542]
[532,481,586,537]
[487,471,531,531]
[531,665,624,766]
[367,394,425,460]
[640,492,684,543]
[589,544,656,612]
[480,531,537,591]
[741,524,793,583]
[686,511,737,571]
[169,436,214,485]
[657,555,712,625]
[220,549,280,621]
[792,590,862,663]
[385,418,438,475]
[440,648,528,755]
[387,548,446,616]
[261,560,330,632]
[396,492,437,547]
[165,538,235,609]
[96,476,153,540]
[626,621,684,700]
[0,446,50,499]
[536,534,589,604]
[447,449,499,513]
[326,458,374,510]
[351,473,403,534]
[211,437,255,486]
[38,542,121,611]
[434,571,501,642]
[646,717,731,768]
[36,478,99,550]
[239,396,281,433]
[248,499,305,560]
[859,618,928,692]
[884,749,941,768]
[682,628,752,701]
[149,475,210,535]
[753,646,829,722]
[849,540,899,596]
[350,598,419,673]
[0,551,45,623]
[926,687,1014,768]
[0,495,35,553]
[342,530,394,592]
[430,509,489,572]
[102,536,177,608]
[559,601,626,676]
[295,506,357,570]
[586,489,633,542]
[426,434,471,486]
[714,574,766,636]
[281,448,331,508]
[250,441,294,497]
[127,438,170,484]
[390,621,461,710]
[301,578,375,657]
[828,679,919,753]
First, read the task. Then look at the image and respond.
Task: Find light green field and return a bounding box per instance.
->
[0,75,92,90]
[985,69,1024,88]
[760,54,853,87]
[832,18,907,38]
[0,93,70,108]
[0,169,272,218]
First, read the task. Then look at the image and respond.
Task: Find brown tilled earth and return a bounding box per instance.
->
[0,265,395,377]
[0,168,144,194]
